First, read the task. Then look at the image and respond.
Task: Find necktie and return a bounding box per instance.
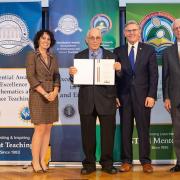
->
[129,46,134,71]
[92,52,97,59]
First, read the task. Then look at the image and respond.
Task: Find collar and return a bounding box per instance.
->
[128,41,139,49]
[89,47,102,55]
[89,47,103,59]
[35,49,53,58]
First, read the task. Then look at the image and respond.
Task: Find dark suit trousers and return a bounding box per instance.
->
[80,108,116,168]
[120,90,151,164]
[171,104,180,165]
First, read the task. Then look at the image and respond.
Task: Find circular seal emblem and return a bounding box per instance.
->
[63,104,75,118]
[91,14,112,34]
[140,12,175,54]
[0,14,34,56]
[55,15,82,35]
[19,106,31,122]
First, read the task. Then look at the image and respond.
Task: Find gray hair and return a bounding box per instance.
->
[171,18,180,30]
[86,28,102,39]
[124,20,141,30]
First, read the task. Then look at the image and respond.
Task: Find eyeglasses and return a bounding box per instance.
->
[173,26,180,31]
[125,29,139,33]
[88,36,101,41]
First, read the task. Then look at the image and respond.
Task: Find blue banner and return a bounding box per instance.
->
[0,1,41,163]
[0,128,33,161]
[0,1,41,67]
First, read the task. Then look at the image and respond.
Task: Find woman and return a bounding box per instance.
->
[26,30,60,172]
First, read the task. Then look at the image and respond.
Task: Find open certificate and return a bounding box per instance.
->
[95,59,115,85]
[73,59,94,85]
[73,59,115,85]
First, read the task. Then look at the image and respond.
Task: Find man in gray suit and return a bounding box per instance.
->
[162,18,180,172]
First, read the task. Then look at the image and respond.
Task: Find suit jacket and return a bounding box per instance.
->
[162,43,180,107]
[114,42,158,105]
[26,51,60,93]
[75,48,117,115]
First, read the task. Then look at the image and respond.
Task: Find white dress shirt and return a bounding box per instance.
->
[128,41,138,62]
[177,42,180,60]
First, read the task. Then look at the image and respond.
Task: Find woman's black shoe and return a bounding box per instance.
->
[31,162,43,173]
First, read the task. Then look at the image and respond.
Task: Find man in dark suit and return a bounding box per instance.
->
[162,19,180,172]
[69,28,121,175]
[114,20,158,173]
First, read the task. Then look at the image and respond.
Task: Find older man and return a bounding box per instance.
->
[162,19,180,172]
[69,28,121,175]
[114,20,158,173]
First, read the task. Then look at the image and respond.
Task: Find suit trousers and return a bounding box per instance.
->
[170,104,180,165]
[119,90,151,164]
[80,107,116,168]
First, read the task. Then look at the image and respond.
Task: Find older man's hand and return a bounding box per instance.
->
[69,66,77,75]
[116,98,121,108]
[114,62,121,71]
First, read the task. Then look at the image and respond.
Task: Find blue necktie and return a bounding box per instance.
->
[129,46,134,71]
[92,52,97,59]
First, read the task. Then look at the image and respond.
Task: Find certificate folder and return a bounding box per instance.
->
[73,59,115,85]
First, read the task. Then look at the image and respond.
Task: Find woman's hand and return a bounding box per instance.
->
[46,87,59,102]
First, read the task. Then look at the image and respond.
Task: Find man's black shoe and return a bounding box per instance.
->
[102,166,117,174]
[81,167,96,175]
[170,165,180,172]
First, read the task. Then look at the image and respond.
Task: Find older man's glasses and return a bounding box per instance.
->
[88,36,101,41]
